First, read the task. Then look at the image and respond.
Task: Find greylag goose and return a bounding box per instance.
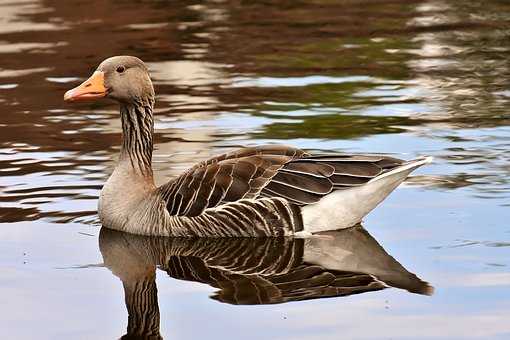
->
[100,225,431,337]
[64,56,432,237]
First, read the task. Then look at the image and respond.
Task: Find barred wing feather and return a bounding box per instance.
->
[158,145,405,216]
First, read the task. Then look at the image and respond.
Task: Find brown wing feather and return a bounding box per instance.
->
[159,145,405,215]
[159,145,308,216]
[260,154,404,203]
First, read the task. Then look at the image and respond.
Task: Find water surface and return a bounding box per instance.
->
[0,0,509,339]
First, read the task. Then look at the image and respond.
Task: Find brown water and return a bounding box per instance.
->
[1,0,509,339]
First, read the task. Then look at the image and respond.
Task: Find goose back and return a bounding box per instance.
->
[158,145,404,217]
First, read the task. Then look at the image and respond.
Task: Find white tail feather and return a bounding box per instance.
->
[300,156,432,234]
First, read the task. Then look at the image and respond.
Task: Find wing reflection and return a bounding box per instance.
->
[99,225,432,339]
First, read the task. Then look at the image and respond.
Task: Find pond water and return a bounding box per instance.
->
[0,0,509,339]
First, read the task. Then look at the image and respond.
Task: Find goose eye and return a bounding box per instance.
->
[116,66,126,73]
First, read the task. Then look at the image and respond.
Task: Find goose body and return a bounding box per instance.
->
[65,56,432,237]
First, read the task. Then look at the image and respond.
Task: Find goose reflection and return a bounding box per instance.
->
[99,225,432,339]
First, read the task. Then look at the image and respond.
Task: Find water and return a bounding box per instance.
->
[0,0,509,339]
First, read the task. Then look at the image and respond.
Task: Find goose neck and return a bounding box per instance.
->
[119,98,155,178]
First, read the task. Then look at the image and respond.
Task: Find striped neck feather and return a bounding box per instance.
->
[119,97,155,178]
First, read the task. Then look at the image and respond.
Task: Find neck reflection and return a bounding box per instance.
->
[99,225,432,339]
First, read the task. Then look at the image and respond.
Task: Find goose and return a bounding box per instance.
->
[64,56,432,237]
[100,225,431,337]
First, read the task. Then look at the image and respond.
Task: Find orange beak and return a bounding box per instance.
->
[64,71,107,102]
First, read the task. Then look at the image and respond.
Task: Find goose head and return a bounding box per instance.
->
[64,56,154,104]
